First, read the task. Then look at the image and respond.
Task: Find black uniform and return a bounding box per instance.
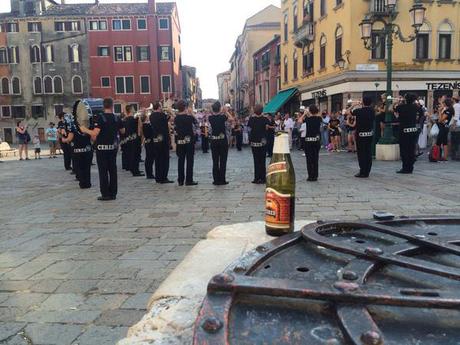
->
[395,104,419,173]
[58,120,72,170]
[150,111,171,183]
[71,127,93,189]
[234,123,243,151]
[304,116,322,181]
[120,118,129,170]
[201,123,209,153]
[248,115,269,183]
[266,117,275,157]
[125,116,142,175]
[143,122,155,179]
[209,114,229,185]
[94,112,123,199]
[174,114,197,185]
[353,107,375,177]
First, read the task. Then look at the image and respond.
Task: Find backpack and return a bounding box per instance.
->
[429,145,440,162]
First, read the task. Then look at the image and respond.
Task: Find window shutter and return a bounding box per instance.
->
[41,45,46,61]
[136,46,140,61]
[78,46,82,62]
[157,46,161,60]
[15,47,20,63]
[169,47,172,60]
[7,47,12,63]
[147,46,151,61]
[29,46,33,62]
[68,45,73,62]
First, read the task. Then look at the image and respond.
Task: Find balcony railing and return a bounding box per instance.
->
[293,22,315,48]
[370,0,397,16]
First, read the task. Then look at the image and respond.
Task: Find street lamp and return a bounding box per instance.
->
[337,50,352,70]
[359,0,426,145]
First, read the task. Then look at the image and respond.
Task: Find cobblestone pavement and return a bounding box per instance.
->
[0,147,459,344]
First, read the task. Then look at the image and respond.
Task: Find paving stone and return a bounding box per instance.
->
[19,310,101,324]
[0,322,26,341]
[94,309,146,326]
[0,293,49,309]
[37,293,85,310]
[29,280,63,293]
[120,293,151,310]
[79,294,128,311]
[24,323,82,345]
[72,325,128,345]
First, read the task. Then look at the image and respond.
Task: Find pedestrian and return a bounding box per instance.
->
[32,135,41,159]
[209,101,233,185]
[436,97,454,162]
[200,115,209,153]
[266,114,276,157]
[352,97,375,178]
[120,113,130,171]
[299,120,306,154]
[233,118,243,151]
[298,104,322,181]
[320,111,330,148]
[15,120,30,160]
[248,104,270,184]
[46,122,58,158]
[346,110,356,152]
[328,113,341,152]
[174,100,198,186]
[125,105,144,176]
[451,97,460,160]
[80,98,125,201]
[283,113,294,150]
[150,102,174,184]
[141,110,155,180]
[57,112,72,170]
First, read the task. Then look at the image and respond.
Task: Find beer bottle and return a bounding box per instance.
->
[265,132,296,236]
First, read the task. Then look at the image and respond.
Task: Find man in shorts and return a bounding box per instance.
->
[46,122,58,158]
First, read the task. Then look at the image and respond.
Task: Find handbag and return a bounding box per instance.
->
[429,123,439,137]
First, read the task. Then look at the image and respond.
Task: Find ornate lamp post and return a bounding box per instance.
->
[359,1,426,144]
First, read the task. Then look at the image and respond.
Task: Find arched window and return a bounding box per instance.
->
[44,76,53,94]
[12,77,20,94]
[53,76,63,94]
[72,75,83,94]
[1,77,9,94]
[284,56,288,83]
[438,21,453,59]
[293,51,298,79]
[293,6,298,32]
[33,76,42,94]
[320,34,327,69]
[335,26,343,63]
[284,14,288,42]
[416,22,431,60]
[304,0,314,20]
[30,45,41,63]
[69,44,80,63]
[303,44,314,74]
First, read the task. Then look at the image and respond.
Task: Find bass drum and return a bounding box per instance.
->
[72,99,92,134]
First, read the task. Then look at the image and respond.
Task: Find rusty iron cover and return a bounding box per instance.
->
[193,216,460,345]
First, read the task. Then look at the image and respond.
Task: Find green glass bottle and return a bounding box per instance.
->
[265,132,296,236]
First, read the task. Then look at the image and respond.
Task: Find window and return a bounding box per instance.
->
[304,0,314,20]
[1,106,11,118]
[159,46,171,61]
[137,18,147,30]
[89,20,107,31]
[8,47,19,64]
[293,51,298,79]
[55,21,80,32]
[31,105,44,118]
[33,77,42,94]
[335,26,343,63]
[44,45,54,63]
[6,23,18,33]
[72,76,83,94]
[320,35,327,69]
[1,78,9,94]
[69,44,81,63]
[115,76,134,94]
[137,46,150,61]
[114,46,133,62]
[97,46,110,57]
[112,19,131,31]
[30,45,41,63]
[336,0,343,6]
[28,22,42,32]
[159,18,169,30]
[303,45,314,74]
[12,77,20,94]
[254,57,259,72]
[53,76,63,94]
[114,103,122,114]
[44,76,53,94]
[320,0,327,17]
[0,48,7,64]
[101,77,110,88]
[416,33,429,60]
[371,31,386,59]
[12,106,25,119]
[293,6,298,32]
[161,75,172,93]
[283,14,288,42]
[54,105,64,117]
[284,56,288,83]
[438,22,453,60]
[261,51,270,69]
[140,76,150,94]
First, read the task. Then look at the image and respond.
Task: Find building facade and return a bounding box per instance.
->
[0,0,183,143]
[253,35,281,107]
[216,70,231,105]
[281,0,460,112]
[182,65,200,109]
[229,5,281,114]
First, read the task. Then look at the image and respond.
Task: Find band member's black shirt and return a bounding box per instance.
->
[267,117,275,135]
[208,114,227,137]
[248,115,269,143]
[150,112,169,138]
[94,112,123,147]
[174,114,197,141]
[125,116,138,137]
[142,123,153,140]
[72,131,91,150]
[352,107,375,134]
[441,107,454,127]
[395,104,418,131]
[57,120,68,139]
[304,116,322,137]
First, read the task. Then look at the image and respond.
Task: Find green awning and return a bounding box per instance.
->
[263,88,298,114]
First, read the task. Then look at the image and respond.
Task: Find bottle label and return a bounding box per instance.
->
[265,187,292,229]
[267,161,287,176]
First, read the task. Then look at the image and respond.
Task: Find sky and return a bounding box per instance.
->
[0,0,281,99]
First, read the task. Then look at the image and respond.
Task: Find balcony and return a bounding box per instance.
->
[293,22,315,48]
[369,0,397,16]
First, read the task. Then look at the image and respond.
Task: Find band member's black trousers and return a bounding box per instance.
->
[400,133,417,173]
[252,146,267,182]
[202,135,209,153]
[211,139,228,184]
[71,148,79,179]
[236,133,243,151]
[121,143,129,170]
[176,143,195,184]
[304,142,320,179]
[96,150,118,198]
[129,139,142,175]
[145,142,155,178]
[153,141,170,182]
[61,142,72,170]
[266,133,275,157]
[356,136,373,177]
[76,151,92,189]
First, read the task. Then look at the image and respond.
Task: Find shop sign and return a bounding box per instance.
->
[426,82,460,90]
[356,64,379,71]
[312,89,327,99]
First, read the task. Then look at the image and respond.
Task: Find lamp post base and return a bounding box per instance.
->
[376,144,400,161]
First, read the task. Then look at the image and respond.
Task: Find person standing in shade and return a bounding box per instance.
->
[298,104,322,181]
[141,111,155,180]
[120,113,130,171]
[125,105,144,177]
[436,98,454,162]
[209,102,234,185]
[174,100,198,186]
[233,117,243,151]
[200,115,210,153]
[46,122,58,158]
[266,114,276,157]
[150,102,173,184]
[283,113,294,150]
[80,98,125,201]
[352,97,375,178]
[248,104,270,184]
[57,113,72,170]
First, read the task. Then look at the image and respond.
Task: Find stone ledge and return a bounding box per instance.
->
[117,220,314,345]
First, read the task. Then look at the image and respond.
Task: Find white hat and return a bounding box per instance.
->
[419,99,425,107]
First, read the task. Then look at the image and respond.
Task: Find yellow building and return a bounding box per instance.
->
[280,0,460,112]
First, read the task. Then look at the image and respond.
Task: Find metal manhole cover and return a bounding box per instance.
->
[193,217,460,345]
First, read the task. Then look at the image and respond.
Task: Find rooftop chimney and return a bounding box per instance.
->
[148,0,155,13]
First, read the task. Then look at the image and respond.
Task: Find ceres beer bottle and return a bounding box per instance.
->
[265,132,296,236]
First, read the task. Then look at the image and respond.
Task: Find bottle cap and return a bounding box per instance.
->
[273,133,290,154]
